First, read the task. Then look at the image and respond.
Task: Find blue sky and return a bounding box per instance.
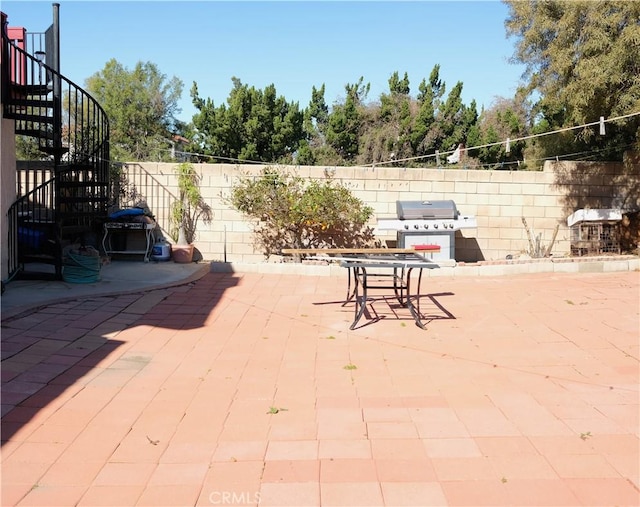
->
[3,1,526,123]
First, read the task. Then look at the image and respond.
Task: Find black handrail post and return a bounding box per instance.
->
[1,13,8,106]
[52,3,62,166]
[51,3,63,279]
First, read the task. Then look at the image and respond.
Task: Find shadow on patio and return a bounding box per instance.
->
[1,272,240,446]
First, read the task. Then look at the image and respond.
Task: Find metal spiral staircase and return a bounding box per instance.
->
[2,13,110,281]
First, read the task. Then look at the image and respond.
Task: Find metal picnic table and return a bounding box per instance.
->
[281,247,441,330]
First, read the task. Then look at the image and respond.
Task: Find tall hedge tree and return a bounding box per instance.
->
[85,59,183,162]
[298,84,332,165]
[413,64,446,156]
[504,0,640,159]
[190,78,304,163]
[437,81,470,154]
[365,71,414,163]
[325,77,370,163]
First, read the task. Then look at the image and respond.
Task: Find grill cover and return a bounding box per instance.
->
[396,200,459,220]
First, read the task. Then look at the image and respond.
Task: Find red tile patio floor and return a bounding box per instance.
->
[1,270,639,506]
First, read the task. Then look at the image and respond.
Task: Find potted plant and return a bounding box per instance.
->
[170,162,212,263]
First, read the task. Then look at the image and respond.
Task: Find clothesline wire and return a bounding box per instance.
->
[367,110,640,168]
[440,141,638,171]
[92,110,639,168]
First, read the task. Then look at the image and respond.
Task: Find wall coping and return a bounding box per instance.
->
[209,254,639,277]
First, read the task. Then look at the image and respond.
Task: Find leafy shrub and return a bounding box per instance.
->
[170,162,212,244]
[228,167,376,258]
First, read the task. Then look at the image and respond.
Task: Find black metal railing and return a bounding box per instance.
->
[116,163,176,239]
[2,18,110,280]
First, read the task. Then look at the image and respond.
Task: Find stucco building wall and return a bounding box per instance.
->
[1,117,16,281]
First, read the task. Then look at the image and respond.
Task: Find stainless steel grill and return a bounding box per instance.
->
[376,200,477,261]
[396,200,459,220]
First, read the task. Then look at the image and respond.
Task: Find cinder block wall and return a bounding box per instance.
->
[120,155,639,263]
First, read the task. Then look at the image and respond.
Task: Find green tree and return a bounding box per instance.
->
[344,76,371,106]
[190,78,304,163]
[15,135,45,160]
[298,84,331,165]
[374,71,414,162]
[85,59,183,162]
[325,78,369,162]
[304,84,329,136]
[417,65,445,113]
[325,99,359,162]
[381,71,411,119]
[505,0,640,159]
[388,71,410,96]
[434,81,465,153]
[476,124,502,166]
[348,66,484,167]
[414,64,446,156]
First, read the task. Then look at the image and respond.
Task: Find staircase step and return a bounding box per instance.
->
[19,252,58,264]
[6,111,51,123]
[10,113,54,124]
[60,194,110,201]
[6,98,54,108]
[58,181,110,189]
[15,128,55,140]
[5,110,42,121]
[59,211,109,220]
[15,265,60,281]
[58,163,97,172]
[10,83,51,97]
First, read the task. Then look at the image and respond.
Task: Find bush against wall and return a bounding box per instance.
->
[228,167,376,258]
[170,162,212,244]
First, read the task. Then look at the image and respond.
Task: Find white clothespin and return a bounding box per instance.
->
[505,138,511,153]
[599,116,606,135]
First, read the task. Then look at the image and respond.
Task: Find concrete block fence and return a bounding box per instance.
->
[119,154,639,264]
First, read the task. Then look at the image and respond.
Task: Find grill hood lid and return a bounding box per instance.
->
[396,200,459,220]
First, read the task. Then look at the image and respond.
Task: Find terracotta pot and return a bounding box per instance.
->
[172,244,194,263]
